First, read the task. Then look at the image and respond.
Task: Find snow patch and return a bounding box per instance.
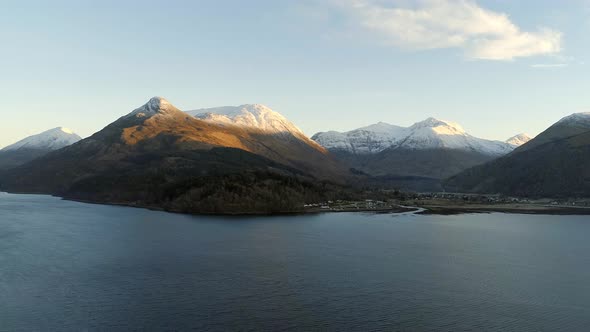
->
[186,104,306,136]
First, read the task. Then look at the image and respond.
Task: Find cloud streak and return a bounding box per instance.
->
[530,63,568,69]
[338,0,562,61]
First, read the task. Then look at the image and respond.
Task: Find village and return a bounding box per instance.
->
[304,192,590,214]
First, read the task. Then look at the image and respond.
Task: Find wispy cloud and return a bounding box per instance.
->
[530,63,568,69]
[335,0,562,61]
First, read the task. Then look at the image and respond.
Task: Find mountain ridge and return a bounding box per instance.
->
[186,104,327,153]
[445,112,590,197]
[310,117,529,191]
[312,118,524,156]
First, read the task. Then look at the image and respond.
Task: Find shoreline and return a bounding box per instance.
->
[66,197,421,216]
[4,191,590,216]
[3,191,420,216]
[415,203,590,215]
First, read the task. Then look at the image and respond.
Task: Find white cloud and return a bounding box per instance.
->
[337,0,562,61]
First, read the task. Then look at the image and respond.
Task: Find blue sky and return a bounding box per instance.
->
[1,0,589,147]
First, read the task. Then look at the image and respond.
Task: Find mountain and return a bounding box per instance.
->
[312,118,523,191]
[445,112,590,197]
[2,127,81,151]
[516,113,590,152]
[313,122,407,154]
[313,118,518,155]
[186,103,341,177]
[0,98,347,214]
[506,133,532,147]
[0,127,81,170]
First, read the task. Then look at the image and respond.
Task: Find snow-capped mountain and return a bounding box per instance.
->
[187,104,304,135]
[311,122,406,154]
[0,127,82,170]
[2,127,82,151]
[96,97,338,176]
[505,133,532,147]
[186,104,326,151]
[0,97,346,200]
[312,117,515,156]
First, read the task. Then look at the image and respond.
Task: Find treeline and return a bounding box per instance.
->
[63,168,363,215]
[164,172,358,214]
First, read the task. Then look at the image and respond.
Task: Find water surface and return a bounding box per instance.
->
[1,193,589,331]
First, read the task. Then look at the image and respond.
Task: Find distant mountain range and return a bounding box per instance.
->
[313,118,526,155]
[312,118,530,191]
[2,97,589,207]
[0,127,81,170]
[445,112,590,197]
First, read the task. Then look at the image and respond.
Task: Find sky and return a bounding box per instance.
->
[1,0,589,148]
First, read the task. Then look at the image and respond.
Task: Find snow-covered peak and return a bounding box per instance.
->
[312,122,407,154]
[506,133,532,147]
[2,127,82,151]
[186,104,306,136]
[313,118,515,156]
[556,112,590,126]
[126,96,180,119]
[354,122,404,134]
[409,117,466,135]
